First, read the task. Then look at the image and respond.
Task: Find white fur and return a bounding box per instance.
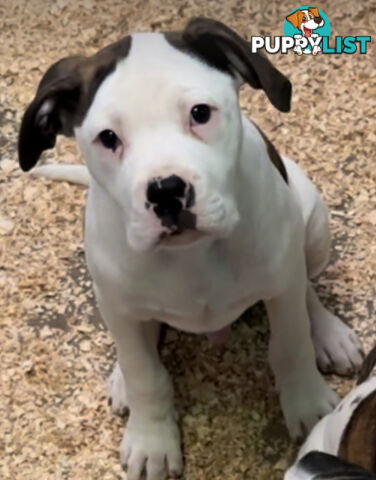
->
[30,164,90,185]
[33,33,362,479]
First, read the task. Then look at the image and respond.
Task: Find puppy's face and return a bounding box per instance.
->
[286,8,324,36]
[18,18,292,252]
[300,8,324,33]
[77,34,243,251]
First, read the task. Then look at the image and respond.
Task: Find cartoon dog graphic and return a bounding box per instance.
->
[286,7,325,55]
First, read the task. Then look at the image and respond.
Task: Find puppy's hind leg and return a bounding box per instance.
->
[304,195,364,375]
[307,284,364,375]
[265,251,339,440]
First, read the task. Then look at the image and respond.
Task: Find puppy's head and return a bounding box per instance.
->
[18,17,291,252]
[286,8,324,35]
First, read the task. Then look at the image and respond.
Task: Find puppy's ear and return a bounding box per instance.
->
[286,10,303,29]
[18,36,132,171]
[18,56,84,171]
[182,17,292,112]
[308,7,320,18]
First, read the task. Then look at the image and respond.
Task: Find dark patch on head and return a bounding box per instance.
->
[253,122,288,184]
[338,389,376,474]
[165,17,291,112]
[18,36,132,171]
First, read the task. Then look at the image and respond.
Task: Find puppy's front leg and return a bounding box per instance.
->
[265,257,339,439]
[98,298,182,480]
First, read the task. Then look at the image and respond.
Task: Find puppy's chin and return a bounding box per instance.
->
[127,225,208,252]
[157,229,208,249]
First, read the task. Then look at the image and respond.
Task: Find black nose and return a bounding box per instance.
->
[146,174,195,230]
[314,16,322,24]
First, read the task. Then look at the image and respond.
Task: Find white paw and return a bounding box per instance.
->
[280,371,339,440]
[312,314,364,375]
[121,413,183,480]
[107,361,129,416]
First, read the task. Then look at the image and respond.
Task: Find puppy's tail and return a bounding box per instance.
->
[29,164,90,186]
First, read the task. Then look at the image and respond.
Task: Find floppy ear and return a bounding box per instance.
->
[18,36,132,172]
[308,7,320,18]
[286,10,303,29]
[180,17,292,112]
[18,56,87,172]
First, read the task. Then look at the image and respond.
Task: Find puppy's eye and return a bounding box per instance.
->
[98,129,120,151]
[190,104,211,125]
[302,16,307,21]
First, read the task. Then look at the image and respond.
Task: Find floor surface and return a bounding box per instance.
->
[1,1,375,479]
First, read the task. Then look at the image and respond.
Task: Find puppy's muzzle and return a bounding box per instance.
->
[146,174,196,234]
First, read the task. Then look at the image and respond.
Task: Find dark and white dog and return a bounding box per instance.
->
[18,18,363,480]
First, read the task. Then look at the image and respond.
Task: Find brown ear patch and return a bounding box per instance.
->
[253,122,288,183]
[338,389,376,474]
[18,36,132,171]
[286,10,304,29]
[165,17,292,113]
[308,7,320,18]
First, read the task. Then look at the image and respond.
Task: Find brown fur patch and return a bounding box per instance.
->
[338,390,376,473]
[286,10,304,29]
[308,7,320,18]
[18,36,132,171]
[253,122,288,183]
[165,17,291,113]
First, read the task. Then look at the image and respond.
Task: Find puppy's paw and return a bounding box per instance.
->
[107,361,129,416]
[312,313,364,376]
[280,371,339,440]
[120,413,183,480]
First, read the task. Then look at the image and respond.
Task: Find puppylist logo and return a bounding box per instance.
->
[251,6,371,56]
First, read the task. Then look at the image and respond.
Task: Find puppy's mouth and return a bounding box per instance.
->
[159,229,206,247]
[158,210,205,247]
[303,26,312,37]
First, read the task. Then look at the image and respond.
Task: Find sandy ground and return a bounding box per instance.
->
[1,0,375,479]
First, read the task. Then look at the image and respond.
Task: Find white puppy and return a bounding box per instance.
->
[18,18,363,480]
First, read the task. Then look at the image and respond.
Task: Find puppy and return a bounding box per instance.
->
[18,18,363,480]
[286,7,325,55]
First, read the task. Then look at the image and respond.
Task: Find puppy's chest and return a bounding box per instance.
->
[110,245,269,333]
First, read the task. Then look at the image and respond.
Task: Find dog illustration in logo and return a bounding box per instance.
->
[286,7,325,55]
